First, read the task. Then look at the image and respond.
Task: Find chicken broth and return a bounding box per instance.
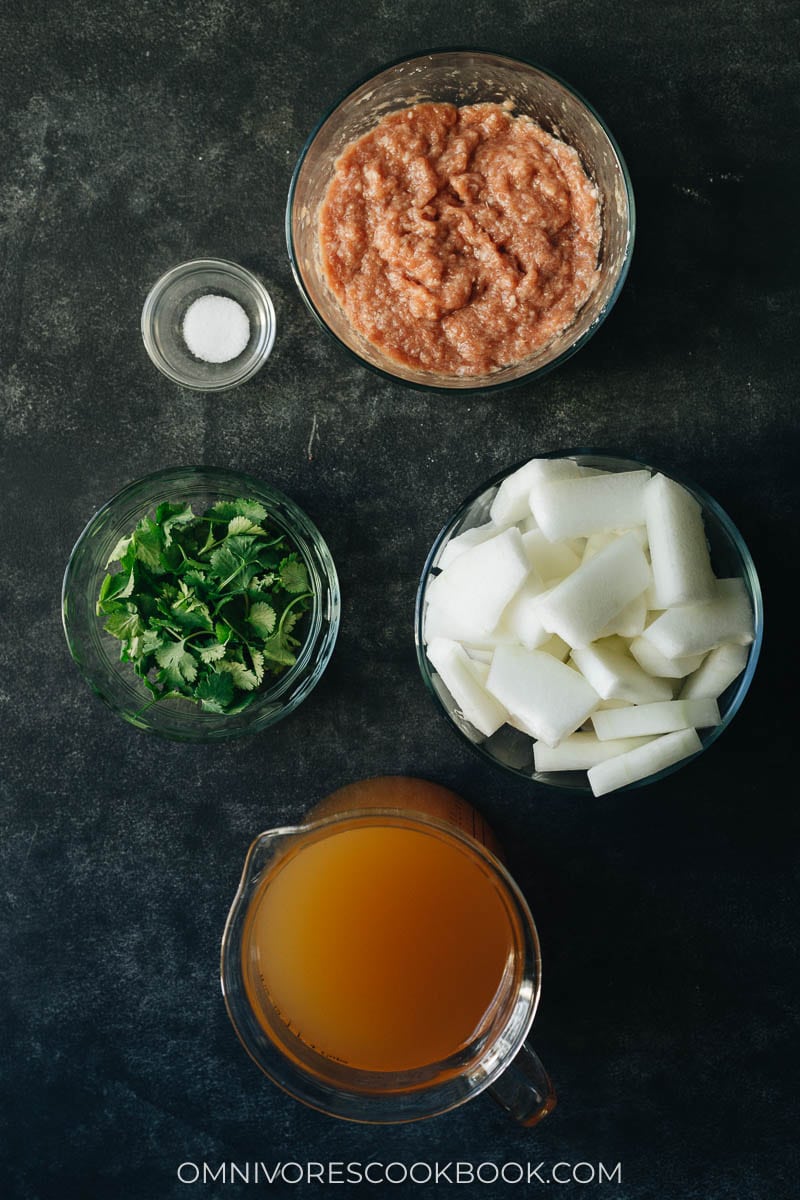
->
[242,819,519,1073]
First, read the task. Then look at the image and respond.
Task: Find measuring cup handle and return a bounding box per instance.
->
[488,1041,557,1127]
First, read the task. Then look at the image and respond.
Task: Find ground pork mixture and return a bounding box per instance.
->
[319,102,601,377]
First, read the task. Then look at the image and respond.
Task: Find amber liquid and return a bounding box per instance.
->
[242,806,518,1074]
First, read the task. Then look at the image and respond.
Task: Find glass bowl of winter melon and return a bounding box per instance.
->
[414,451,763,796]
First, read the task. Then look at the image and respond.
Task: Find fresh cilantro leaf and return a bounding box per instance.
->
[182,569,207,590]
[217,660,259,691]
[210,498,268,523]
[208,543,241,581]
[249,648,265,684]
[221,692,258,715]
[248,572,276,593]
[228,515,266,537]
[215,620,233,644]
[106,535,133,567]
[97,565,135,612]
[153,580,180,605]
[170,582,214,631]
[279,557,310,594]
[103,605,144,641]
[156,501,196,546]
[133,517,167,573]
[261,632,298,668]
[209,537,263,590]
[196,669,235,712]
[248,601,276,637]
[282,607,304,638]
[199,642,227,664]
[139,629,164,657]
[155,640,198,687]
[233,498,268,523]
[96,495,313,713]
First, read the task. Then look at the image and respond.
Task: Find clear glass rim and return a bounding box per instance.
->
[62,465,340,741]
[220,806,543,1123]
[414,448,764,793]
[141,258,277,392]
[285,46,636,395]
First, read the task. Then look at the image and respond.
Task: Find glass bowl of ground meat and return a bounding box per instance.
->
[287,49,635,392]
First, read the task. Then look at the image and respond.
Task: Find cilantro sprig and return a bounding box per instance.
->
[97,497,313,715]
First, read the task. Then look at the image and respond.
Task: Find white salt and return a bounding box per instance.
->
[183,294,250,363]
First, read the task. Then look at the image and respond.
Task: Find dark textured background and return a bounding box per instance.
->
[1,2,798,1197]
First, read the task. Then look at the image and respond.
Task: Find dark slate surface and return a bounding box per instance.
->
[1,2,798,1198]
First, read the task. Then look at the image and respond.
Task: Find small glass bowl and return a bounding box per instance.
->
[141,259,276,391]
[287,49,634,393]
[415,452,764,792]
[62,467,340,741]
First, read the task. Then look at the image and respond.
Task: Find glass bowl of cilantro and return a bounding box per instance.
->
[62,467,340,740]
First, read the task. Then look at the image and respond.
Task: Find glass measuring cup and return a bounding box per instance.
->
[221,777,556,1125]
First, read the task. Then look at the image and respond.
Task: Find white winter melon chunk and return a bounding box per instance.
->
[423,596,518,648]
[538,633,571,662]
[642,578,754,658]
[522,528,582,582]
[644,473,716,607]
[530,470,651,542]
[587,728,703,797]
[501,577,550,650]
[591,697,720,740]
[490,457,580,526]
[535,532,651,648]
[438,521,503,570]
[599,590,648,638]
[486,645,599,747]
[583,526,649,562]
[571,641,673,704]
[629,636,706,679]
[679,642,749,700]
[425,526,529,641]
[582,531,615,561]
[426,638,509,737]
[470,660,491,685]
[464,647,493,664]
[534,732,656,772]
